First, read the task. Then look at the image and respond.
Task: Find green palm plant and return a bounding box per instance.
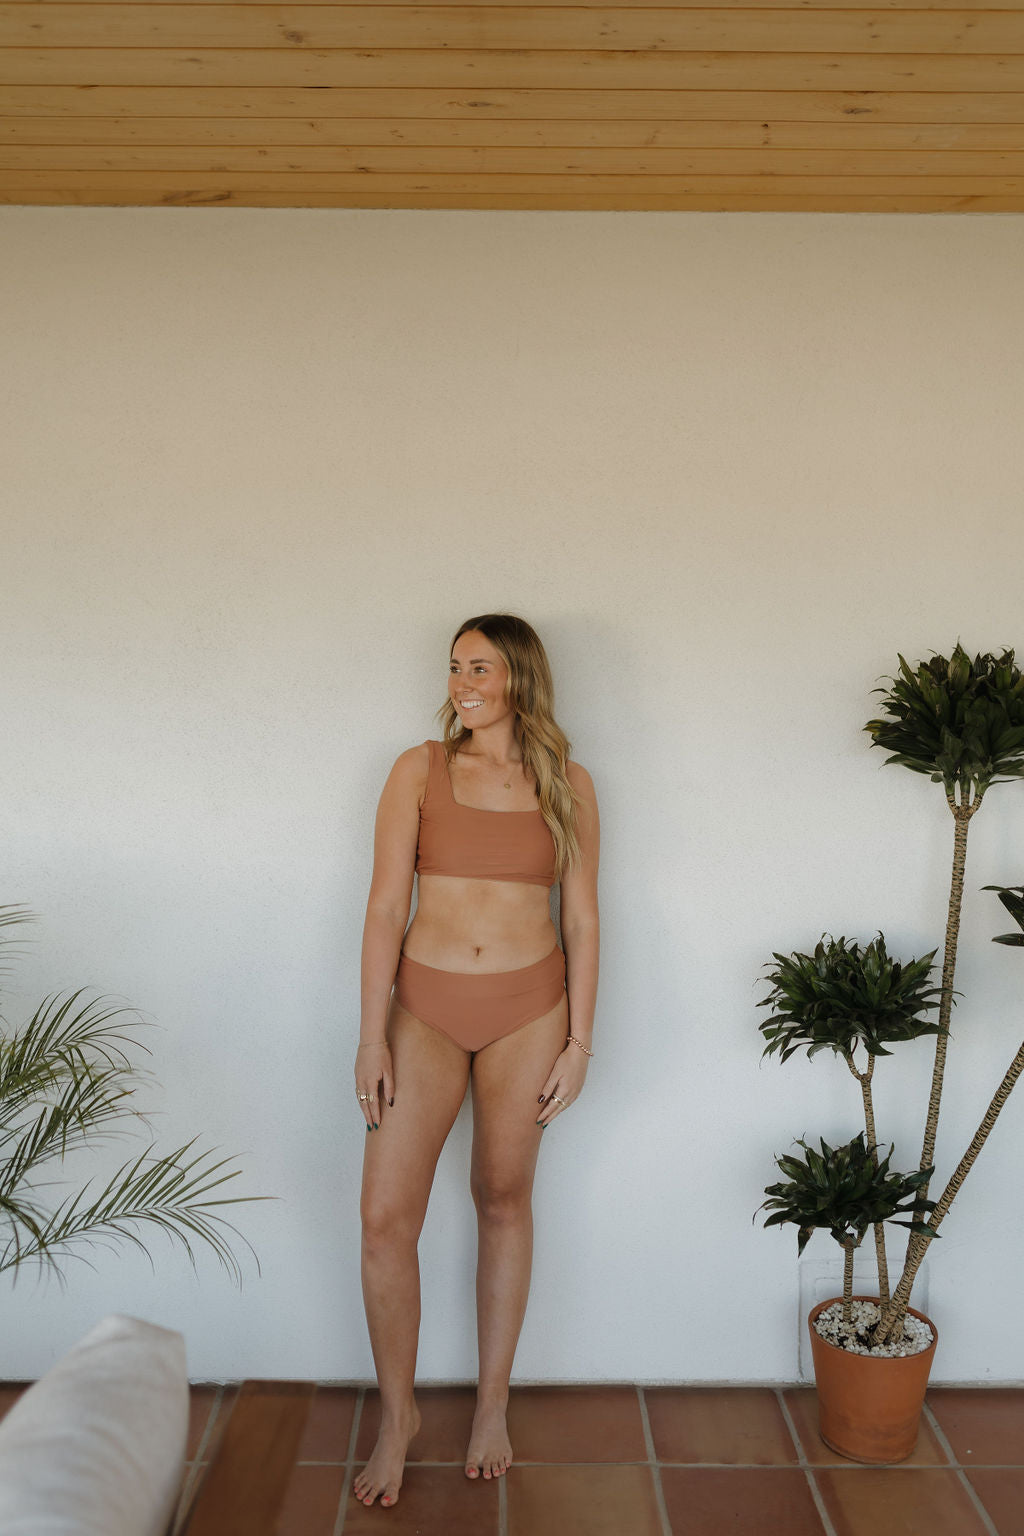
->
[1,905,268,1287]
[864,645,1024,1340]
[759,934,942,1306]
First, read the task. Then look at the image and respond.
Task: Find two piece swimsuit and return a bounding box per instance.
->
[393,738,566,1052]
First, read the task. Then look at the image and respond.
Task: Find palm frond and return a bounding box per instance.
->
[0,1060,151,1189]
[0,916,265,1289]
[2,989,153,1086]
[0,1138,273,1288]
[0,906,36,985]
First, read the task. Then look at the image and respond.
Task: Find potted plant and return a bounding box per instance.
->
[757,645,1024,1463]
[1,904,268,1287]
[757,935,944,1462]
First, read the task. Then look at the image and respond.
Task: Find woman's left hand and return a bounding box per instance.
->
[536,1043,589,1127]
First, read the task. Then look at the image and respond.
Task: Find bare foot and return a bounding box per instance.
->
[465,1400,513,1480]
[353,1401,422,1509]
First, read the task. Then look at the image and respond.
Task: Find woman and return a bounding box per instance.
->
[353,613,600,1510]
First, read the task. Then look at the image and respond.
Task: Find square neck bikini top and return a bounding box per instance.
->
[415,738,558,889]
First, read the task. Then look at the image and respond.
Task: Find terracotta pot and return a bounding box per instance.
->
[807,1295,938,1464]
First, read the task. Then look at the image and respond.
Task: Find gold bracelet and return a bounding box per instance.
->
[566,1034,593,1057]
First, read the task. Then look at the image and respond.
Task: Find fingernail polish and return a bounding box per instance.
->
[537,1094,545,1103]
[389,1098,394,1106]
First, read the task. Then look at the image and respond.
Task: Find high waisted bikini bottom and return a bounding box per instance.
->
[393,945,566,1053]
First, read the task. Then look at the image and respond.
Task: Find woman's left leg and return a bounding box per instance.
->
[465,988,570,1480]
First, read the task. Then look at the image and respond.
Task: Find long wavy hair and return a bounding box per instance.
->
[436,613,583,880]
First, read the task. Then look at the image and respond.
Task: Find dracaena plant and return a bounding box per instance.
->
[759,1134,934,1326]
[759,934,942,1307]
[0,904,267,1287]
[873,884,1024,1339]
[864,647,1024,1341]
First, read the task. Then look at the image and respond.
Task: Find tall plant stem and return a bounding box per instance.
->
[919,793,981,1193]
[877,1032,1024,1344]
[843,1239,855,1325]
[845,1050,889,1306]
[880,788,981,1340]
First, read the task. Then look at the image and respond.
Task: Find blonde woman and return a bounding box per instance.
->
[353,613,600,1511]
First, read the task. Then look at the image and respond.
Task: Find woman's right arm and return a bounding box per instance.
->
[355,745,427,1122]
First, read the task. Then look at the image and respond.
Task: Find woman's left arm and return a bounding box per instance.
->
[537,761,600,1125]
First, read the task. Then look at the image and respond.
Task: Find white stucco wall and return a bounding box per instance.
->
[2,207,1023,1385]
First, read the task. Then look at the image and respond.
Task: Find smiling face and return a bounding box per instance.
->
[449,629,513,728]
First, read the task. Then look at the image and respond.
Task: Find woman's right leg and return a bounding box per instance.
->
[355,993,472,1508]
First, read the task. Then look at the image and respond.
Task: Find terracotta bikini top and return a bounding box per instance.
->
[415,739,558,888]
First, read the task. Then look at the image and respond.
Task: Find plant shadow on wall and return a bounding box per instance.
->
[0,906,271,1289]
[755,646,1024,1465]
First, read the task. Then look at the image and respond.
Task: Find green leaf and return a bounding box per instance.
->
[866,647,1024,798]
[0,958,270,1286]
[756,934,941,1061]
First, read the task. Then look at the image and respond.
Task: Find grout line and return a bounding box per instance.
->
[775,1388,838,1536]
[190,1384,230,1464]
[170,1466,201,1536]
[498,1466,508,1536]
[332,1384,365,1536]
[636,1387,673,1536]
[921,1400,958,1469]
[922,1403,999,1536]
[171,1385,228,1536]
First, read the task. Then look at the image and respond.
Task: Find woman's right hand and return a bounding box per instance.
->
[355,1042,394,1130]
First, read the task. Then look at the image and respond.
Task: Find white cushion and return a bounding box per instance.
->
[0,1313,188,1536]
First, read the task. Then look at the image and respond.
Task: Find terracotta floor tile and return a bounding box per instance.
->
[356,1386,478,1463]
[928,1388,1024,1466]
[0,1384,30,1422]
[345,1463,499,1536]
[296,1385,357,1462]
[965,1467,1024,1533]
[508,1464,662,1536]
[507,1385,647,1462]
[661,1467,826,1535]
[646,1387,798,1464]
[276,1464,346,1535]
[783,1388,949,1467]
[815,1468,992,1536]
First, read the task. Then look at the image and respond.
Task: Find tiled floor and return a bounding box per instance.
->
[2,1381,1022,1534]
[177,1383,1018,1535]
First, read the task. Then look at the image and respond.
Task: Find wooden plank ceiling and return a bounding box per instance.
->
[1,1,1023,210]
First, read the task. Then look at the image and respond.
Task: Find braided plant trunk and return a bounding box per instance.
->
[918,793,983,1192]
[877,1030,1024,1344]
[879,789,982,1339]
[842,1238,856,1326]
[844,1050,889,1306]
